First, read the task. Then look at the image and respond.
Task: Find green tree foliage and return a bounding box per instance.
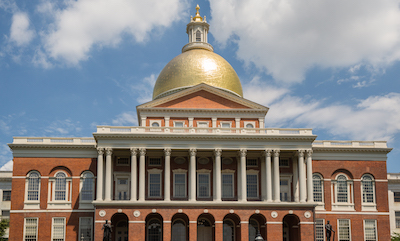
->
[392,233,400,241]
[0,218,9,241]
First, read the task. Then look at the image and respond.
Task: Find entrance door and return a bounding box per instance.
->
[115,220,128,241]
[197,218,212,241]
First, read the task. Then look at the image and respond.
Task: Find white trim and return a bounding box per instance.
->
[23,217,38,241]
[148,169,163,198]
[246,171,259,199]
[332,174,354,211]
[222,173,234,199]
[266,221,283,224]
[52,217,66,241]
[129,221,146,223]
[24,171,41,210]
[12,209,94,213]
[163,221,172,223]
[189,221,197,223]
[79,171,95,209]
[240,221,249,224]
[299,222,315,224]
[197,172,211,198]
[337,219,351,241]
[315,219,325,241]
[48,171,72,209]
[173,172,187,198]
[215,221,223,224]
[114,173,131,201]
[316,211,389,215]
[363,219,377,241]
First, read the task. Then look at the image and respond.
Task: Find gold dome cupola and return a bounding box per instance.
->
[152,5,243,100]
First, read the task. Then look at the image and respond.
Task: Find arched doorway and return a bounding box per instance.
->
[111,213,129,241]
[197,214,215,241]
[223,213,240,241]
[248,214,266,241]
[146,213,163,241]
[171,213,189,241]
[282,214,300,241]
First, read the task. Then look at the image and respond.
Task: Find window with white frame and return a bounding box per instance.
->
[24,217,38,241]
[313,174,324,203]
[79,217,93,241]
[280,179,290,201]
[220,122,231,128]
[114,173,130,200]
[247,171,258,199]
[148,169,162,198]
[150,120,162,132]
[149,157,161,166]
[197,122,209,133]
[222,172,234,198]
[361,174,375,204]
[48,171,72,209]
[173,170,187,198]
[333,174,354,210]
[196,30,201,42]
[338,219,350,241]
[246,159,257,167]
[315,219,325,241]
[245,123,254,128]
[396,212,400,228]
[80,172,94,202]
[174,121,184,127]
[364,220,377,241]
[52,217,65,241]
[25,171,41,209]
[197,172,210,198]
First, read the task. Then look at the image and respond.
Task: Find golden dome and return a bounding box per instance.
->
[153,49,243,99]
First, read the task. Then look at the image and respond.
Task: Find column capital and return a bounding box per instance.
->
[105,148,112,156]
[97,148,104,155]
[273,149,280,157]
[130,148,138,156]
[214,148,222,157]
[238,149,247,157]
[263,149,272,157]
[164,148,172,156]
[297,149,305,157]
[306,149,313,157]
[139,148,146,156]
[189,148,197,156]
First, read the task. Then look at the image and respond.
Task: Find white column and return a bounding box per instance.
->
[214,149,222,201]
[188,117,194,127]
[298,150,306,202]
[212,118,217,128]
[138,148,146,201]
[239,149,247,202]
[306,150,313,202]
[164,148,171,201]
[141,117,146,127]
[273,150,280,202]
[293,159,299,202]
[261,153,266,201]
[96,148,104,201]
[165,117,170,127]
[235,118,240,133]
[264,150,272,202]
[130,148,137,201]
[105,148,113,201]
[189,148,197,201]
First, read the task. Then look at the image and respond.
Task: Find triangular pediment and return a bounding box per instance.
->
[137,84,268,111]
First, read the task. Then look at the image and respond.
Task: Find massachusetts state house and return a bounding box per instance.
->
[8,6,391,241]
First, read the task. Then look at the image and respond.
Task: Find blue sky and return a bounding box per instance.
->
[1,0,400,172]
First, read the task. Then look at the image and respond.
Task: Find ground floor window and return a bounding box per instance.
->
[79,217,93,241]
[24,218,38,241]
[396,212,400,228]
[315,219,325,241]
[223,219,235,241]
[147,218,162,241]
[52,217,65,241]
[338,219,350,241]
[172,220,186,241]
[248,219,258,241]
[364,220,377,241]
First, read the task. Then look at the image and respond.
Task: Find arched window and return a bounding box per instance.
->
[362,175,375,203]
[246,123,254,128]
[55,172,67,200]
[223,219,235,241]
[80,172,94,201]
[172,219,186,241]
[332,173,354,211]
[27,171,40,201]
[248,219,259,241]
[147,218,162,241]
[313,174,323,203]
[152,122,160,127]
[196,30,201,42]
[336,175,348,203]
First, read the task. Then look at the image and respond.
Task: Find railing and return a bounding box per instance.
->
[13,137,96,145]
[312,141,388,148]
[98,126,314,136]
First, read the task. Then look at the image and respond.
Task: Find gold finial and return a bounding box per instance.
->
[193,4,203,22]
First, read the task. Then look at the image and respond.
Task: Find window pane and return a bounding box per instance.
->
[222,174,233,198]
[338,219,350,241]
[2,190,11,201]
[172,220,186,241]
[28,173,40,201]
[395,192,400,202]
[315,219,325,241]
[248,219,258,241]
[337,176,348,203]
[149,174,161,197]
[313,174,323,202]
[223,220,234,241]
[247,174,258,198]
[174,174,186,197]
[396,212,400,228]
[364,220,376,241]
[25,218,38,241]
[55,173,66,201]
[80,217,92,241]
[148,219,162,241]
[198,174,210,197]
[53,218,65,241]
[81,175,93,201]
[362,176,374,203]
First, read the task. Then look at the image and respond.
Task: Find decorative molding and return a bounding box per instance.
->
[214,148,222,157]
[164,148,171,156]
[130,148,138,156]
[139,148,146,156]
[189,148,197,156]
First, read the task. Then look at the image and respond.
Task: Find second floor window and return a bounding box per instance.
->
[174,173,186,198]
[222,173,234,198]
[362,175,375,203]
[55,173,67,201]
[336,175,348,203]
[247,174,258,198]
[2,190,11,201]
[80,172,94,201]
[198,173,210,198]
[313,174,323,202]
[27,171,40,201]
[149,173,161,197]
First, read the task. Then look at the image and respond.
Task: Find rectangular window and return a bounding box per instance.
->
[149,173,161,197]
[81,178,93,201]
[221,122,231,128]
[79,217,93,241]
[313,177,323,202]
[222,173,234,198]
[117,157,129,165]
[364,220,377,241]
[280,180,289,201]
[198,173,210,198]
[2,210,10,219]
[315,219,325,241]
[2,190,11,201]
[52,217,65,241]
[246,159,257,167]
[338,219,350,241]
[395,192,400,202]
[279,159,289,167]
[247,174,258,198]
[24,218,38,241]
[174,173,186,198]
[174,122,184,127]
[149,158,161,166]
[396,212,400,228]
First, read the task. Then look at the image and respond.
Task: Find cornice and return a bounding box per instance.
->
[312,147,392,153]
[8,144,96,150]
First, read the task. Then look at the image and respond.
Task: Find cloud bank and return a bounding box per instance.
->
[210,0,400,83]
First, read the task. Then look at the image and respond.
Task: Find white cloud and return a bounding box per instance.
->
[112,112,138,126]
[0,160,13,171]
[42,0,188,65]
[210,0,400,83]
[45,119,82,135]
[131,74,157,103]
[9,12,35,46]
[244,81,400,141]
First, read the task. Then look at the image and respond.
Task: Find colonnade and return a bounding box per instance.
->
[96,148,314,203]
